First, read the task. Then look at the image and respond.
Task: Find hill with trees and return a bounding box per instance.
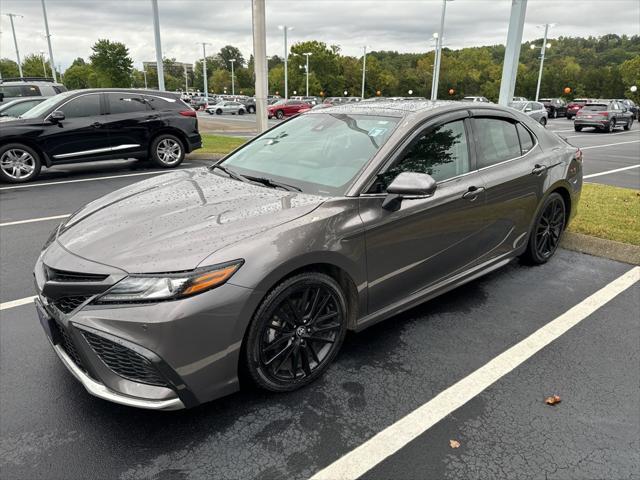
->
[1,34,637,102]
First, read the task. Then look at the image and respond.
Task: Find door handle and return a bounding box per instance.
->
[531,164,548,176]
[462,186,485,201]
[90,122,103,128]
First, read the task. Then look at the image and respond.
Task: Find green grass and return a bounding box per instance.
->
[569,183,640,245]
[198,134,246,155]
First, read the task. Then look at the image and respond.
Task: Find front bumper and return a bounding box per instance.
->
[34,250,263,410]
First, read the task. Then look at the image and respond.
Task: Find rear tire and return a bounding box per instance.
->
[539,117,547,126]
[216,109,222,115]
[552,109,557,118]
[623,119,631,130]
[276,110,285,119]
[244,272,348,393]
[574,126,582,132]
[607,120,615,133]
[149,134,184,168]
[0,143,42,183]
[238,109,245,115]
[521,192,566,265]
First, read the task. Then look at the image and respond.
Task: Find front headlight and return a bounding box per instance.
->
[96,260,243,304]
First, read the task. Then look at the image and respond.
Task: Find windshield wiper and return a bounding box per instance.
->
[211,164,245,182]
[242,175,302,192]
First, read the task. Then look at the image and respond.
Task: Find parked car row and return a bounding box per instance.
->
[0,87,201,183]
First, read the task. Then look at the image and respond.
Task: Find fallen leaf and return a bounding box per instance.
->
[545,394,561,405]
[449,439,461,449]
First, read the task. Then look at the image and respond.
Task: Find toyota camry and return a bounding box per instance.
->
[34,100,582,410]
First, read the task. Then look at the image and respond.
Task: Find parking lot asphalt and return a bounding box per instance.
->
[0,148,638,479]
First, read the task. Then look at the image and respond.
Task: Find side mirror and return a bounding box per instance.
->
[382,172,437,211]
[49,110,65,122]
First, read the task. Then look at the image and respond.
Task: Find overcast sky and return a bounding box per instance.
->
[1,0,638,71]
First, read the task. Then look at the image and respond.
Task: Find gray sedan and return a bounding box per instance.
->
[510,101,549,126]
[205,101,246,115]
[34,101,582,410]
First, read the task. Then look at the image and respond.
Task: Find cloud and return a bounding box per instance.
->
[1,0,638,70]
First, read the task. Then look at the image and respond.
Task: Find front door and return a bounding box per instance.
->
[360,114,493,314]
[40,93,114,162]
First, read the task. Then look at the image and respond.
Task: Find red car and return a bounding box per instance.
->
[565,98,591,119]
[267,99,310,119]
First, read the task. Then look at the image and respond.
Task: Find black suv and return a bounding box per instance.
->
[0,88,201,183]
[539,98,567,118]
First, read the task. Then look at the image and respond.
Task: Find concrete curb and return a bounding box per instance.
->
[561,232,640,265]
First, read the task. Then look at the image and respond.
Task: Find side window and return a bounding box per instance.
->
[516,123,535,154]
[377,119,470,189]
[59,94,102,118]
[107,93,150,114]
[474,118,521,168]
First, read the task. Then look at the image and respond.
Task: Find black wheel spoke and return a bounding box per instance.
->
[263,335,292,353]
[265,342,294,366]
[307,343,320,364]
[300,348,312,376]
[310,295,331,324]
[313,321,342,333]
[308,336,335,345]
[273,344,295,372]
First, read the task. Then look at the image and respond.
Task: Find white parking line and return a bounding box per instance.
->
[584,165,640,179]
[0,214,70,227]
[0,296,36,311]
[0,170,169,191]
[309,266,640,480]
[564,130,639,139]
[581,139,640,150]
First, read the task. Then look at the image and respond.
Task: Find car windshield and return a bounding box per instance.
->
[509,101,527,111]
[19,91,74,119]
[218,113,400,196]
[583,104,607,111]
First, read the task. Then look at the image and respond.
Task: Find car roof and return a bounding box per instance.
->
[305,99,510,119]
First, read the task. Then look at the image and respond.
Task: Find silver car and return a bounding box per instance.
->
[510,101,548,126]
[206,101,246,115]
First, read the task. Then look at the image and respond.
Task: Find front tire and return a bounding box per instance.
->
[522,192,566,265]
[245,272,348,392]
[623,118,632,130]
[607,120,615,133]
[276,110,285,119]
[539,117,547,126]
[0,143,42,183]
[149,134,184,168]
[551,109,557,119]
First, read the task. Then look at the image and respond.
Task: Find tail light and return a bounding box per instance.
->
[179,110,197,117]
[575,148,582,162]
[599,111,609,117]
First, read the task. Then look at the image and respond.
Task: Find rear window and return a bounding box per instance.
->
[0,85,41,98]
[583,104,607,111]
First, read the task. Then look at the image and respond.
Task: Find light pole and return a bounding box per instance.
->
[150,0,165,91]
[199,42,211,102]
[431,0,453,100]
[278,25,293,99]
[4,13,24,78]
[40,0,57,82]
[39,51,48,76]
[229,58,236,95]
[184,64,189,93]
[142,66,148,89]
[303,52,312,96]
[532,23,554,102]
[361,46,367,99]
[252,0,268,133]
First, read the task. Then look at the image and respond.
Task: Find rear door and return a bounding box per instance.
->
[101,92,154,157]
[360,112,493,313]
[40,93,114,162]
[472,112,548,260]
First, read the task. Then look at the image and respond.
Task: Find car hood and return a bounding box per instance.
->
[57,168,325,273]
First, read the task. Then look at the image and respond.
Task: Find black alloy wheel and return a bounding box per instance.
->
[245,272,348,392]
[523,192,566,265]
[540,117,547,126]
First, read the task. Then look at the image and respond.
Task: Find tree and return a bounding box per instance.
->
[0,58,20,78]
[21,53,53,78]
[620,55,640,102]
[63,63,96,89]
[218,45,245,70]
[89,39,133,87]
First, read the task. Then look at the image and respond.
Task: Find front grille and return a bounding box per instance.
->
[45,266,108,283]
[53,296,91,314]
[82,331,168,387]
[50,321,86,372]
